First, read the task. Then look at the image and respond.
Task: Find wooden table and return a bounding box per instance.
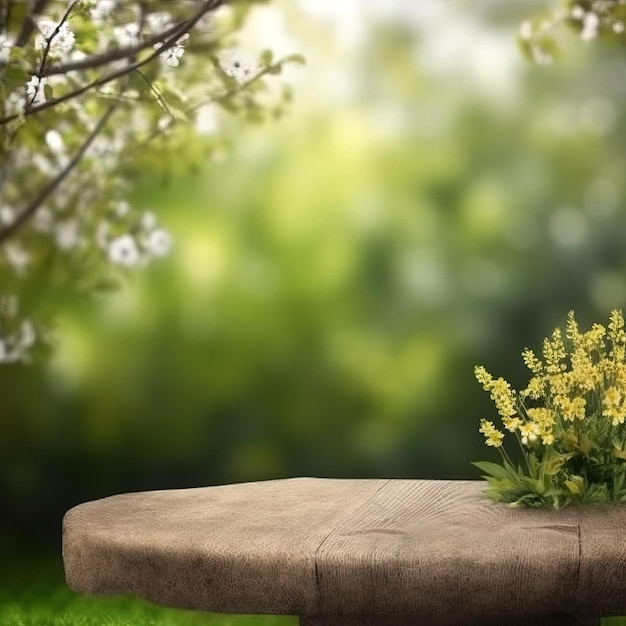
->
[62,478,626,625]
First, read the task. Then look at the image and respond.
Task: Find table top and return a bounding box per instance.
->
[62,477,626,620]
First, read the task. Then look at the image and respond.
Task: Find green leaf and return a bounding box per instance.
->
[614,464,626,494]
[285,53,306,65]
[472,461,514,481]
[260,49,273,66]
[2,65,28,83]
[522,476,547,496]
[541,451,565,476]
[564,476,584,496]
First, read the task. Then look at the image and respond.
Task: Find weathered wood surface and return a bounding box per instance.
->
[63,478,626,624]
[299,616,600,626]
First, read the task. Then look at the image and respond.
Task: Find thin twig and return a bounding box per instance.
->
[126,59,282,156]
[37,18,198,77]
[134,69,174,117]
[0,0,223,126]
[0,102,118,244]
[27,1,79,109]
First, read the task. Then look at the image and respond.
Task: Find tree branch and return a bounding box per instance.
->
[37,18,201,78]
[0,0,224,126]
[0,102,118,245]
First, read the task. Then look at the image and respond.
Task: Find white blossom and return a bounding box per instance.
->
[218,50,257,84]
[141,211,157,231]
[581,12,600,41]
[36,20,76,59]
[90,0,116,25]
[519,21,533,40]
[33,207,54,233]
[3,92,26,116]
[4,244,31,274]
[0,320,37,364]
[108,234,140,266]
[55,220,80,250]
[20,321,36,350]
[0,339,21,364]
[26,76,47,106]
[155,33,190,68]
[196,104,219,135]
[113,23,140,48]
[46,130,65,155]
[0,205,15,226]
[146,12,174,34]
[146,228,172,257]
[115,201,130,217]
[0,33,14,64]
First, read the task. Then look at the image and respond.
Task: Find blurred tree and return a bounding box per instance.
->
[0,0,301,364]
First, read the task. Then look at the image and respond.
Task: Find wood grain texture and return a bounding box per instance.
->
[314,480,582,619]
[62,478,626,621]
[576,505,626,617]
[299,615,601,626]
[63,477,387,615]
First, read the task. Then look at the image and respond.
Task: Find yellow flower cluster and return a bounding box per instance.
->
[525,408,555,445]
[603,386,626,426]
[474,366,519,431]
[476,310,626,451]
[479,419,504,447]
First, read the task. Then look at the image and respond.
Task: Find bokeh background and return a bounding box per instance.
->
[2,0,626,553]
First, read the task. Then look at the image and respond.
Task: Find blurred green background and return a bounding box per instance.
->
[2,0,626,557]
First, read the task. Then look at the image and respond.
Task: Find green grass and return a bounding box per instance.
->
[3,552,626,625]
[0,552,296,626]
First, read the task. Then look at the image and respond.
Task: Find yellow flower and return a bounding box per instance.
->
[479,418,505,447]
[474,365,494,391]
[613,346,626,363]
[548,373,570,399]
[566,311,580,342]
[502,415,522,433]
[526,407,555,429]
[489,377,517,419]
[603,386,626,426]
[522,348,543,375]
[608,310,626,344]
[583,324,606,353]
[605,386,621,407]
[557,396,587,421]
[543,329,566,375]
[522,375,544,400]
[525,408,555,446]
[519,422,540,445]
